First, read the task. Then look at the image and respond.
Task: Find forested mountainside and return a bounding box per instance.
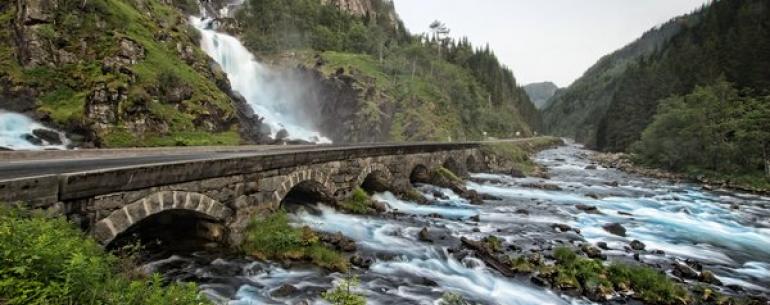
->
[1,0,268,147]
[543,0,770,153]
[541,12,695,148]
[226,0,541,143]
[523,82,559,109]
[0,0,541,147]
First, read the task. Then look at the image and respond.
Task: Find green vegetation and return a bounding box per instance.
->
[0,207,209,305]
[322,275,367,305]
[480,137,561,175]
[633,81,770,187]
[438,292,472,305]
[435,167,462,183]
[551,247,689,305]
[340,187,375,214]
[544,0,770,153]
[0,0,239,147]
[235,0,541,141]
[242,211,349,272]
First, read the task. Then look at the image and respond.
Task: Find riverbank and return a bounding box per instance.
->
[592,151,770,195]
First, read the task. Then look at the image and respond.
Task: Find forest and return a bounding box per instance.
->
[232,0,541,140]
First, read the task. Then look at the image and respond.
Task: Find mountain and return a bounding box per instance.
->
[0,0,541,147]
[543,0,770,152]
[523,82,559,109]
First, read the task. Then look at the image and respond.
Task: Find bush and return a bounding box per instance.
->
[340,187,373,214]
[322,275,366,305]
[243,211,349,271]
[0,207,208,305]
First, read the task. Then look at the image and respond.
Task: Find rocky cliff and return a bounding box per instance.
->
[523,82,559,109]
[1,0,266,147]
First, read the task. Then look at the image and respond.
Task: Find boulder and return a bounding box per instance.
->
[271,284,298,298]
[32,128,62,145]
[629,240,646,251]
[22,134,43,145]
[418,227,431,242]
[699,270,721,285]
[602,223,627,237]
[597,241,609,250]
[581,244,605,260]
[510,168,526,178]
[372,201,389,213]
[575,204,602,214]
[350,254,374,269]
[585,164,597,170]
[672,262,699,280]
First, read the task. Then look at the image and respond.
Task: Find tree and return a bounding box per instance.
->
[429,20,450,58]
[736,96,770,177]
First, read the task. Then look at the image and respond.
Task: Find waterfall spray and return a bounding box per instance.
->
[191,17,331,144]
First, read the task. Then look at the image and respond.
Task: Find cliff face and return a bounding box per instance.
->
[523,82,559,109]
[1,0,266,147]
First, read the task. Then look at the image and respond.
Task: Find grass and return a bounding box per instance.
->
[0,206,209,305]
[435,167,462,183]
[551,247,689,304]
[340,187,374,214]
[243,211,349,272]
[480,137,562,175]
[101,129,241,147]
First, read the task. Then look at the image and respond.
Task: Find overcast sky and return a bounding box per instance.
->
[393,0,709,87]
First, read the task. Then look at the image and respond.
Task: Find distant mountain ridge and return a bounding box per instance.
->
[523,82,559,109]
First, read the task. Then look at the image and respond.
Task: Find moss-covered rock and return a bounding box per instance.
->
[1,0,259,147]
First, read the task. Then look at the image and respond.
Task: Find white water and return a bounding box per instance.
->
[0,110,69,150]
[190,17,331,144]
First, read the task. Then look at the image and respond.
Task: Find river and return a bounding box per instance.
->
[142,143,770,304]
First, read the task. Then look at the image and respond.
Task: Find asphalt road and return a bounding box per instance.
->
[0,145,322,180]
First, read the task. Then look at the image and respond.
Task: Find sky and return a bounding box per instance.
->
[393,0,709,87]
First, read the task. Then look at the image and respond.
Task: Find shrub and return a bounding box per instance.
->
[243,211,349,272]
[340,187,373,214]
[0,207,208,305]
[322,275,366,305]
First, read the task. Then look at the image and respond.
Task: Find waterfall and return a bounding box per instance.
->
[190,17,331,144]
[0,110,70,150]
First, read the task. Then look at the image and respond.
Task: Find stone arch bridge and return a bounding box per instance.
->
[0,142,511,247]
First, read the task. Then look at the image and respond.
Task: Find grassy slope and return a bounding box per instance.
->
[288,49,533,142]
[1,0,241,147]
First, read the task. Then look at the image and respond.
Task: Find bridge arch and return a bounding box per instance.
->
[409,164,431,184]
[92,191,233,246]
[442,156,467,178]
[357,163,393,193]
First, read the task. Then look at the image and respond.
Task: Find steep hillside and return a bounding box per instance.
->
[1,0,265,148]
[542,12,696,147]
[544,0,770,152]
[523,82,559,109]
[230,0,541,142]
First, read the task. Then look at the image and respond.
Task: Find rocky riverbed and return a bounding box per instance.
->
[141,143,770,305]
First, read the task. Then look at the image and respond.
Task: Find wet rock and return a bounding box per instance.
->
[602,223,627,237]
[597,241,609,250]
[372,201,389,213]
[551,223,572,232]
[581,244,605,260]
[617,211,633,216]
[22,134,43,145]
[629,240,646,251]
[514,208,529,215]
[460,237,515,277]
[605,181,619,187]
[528,252,543,265]
[32,128,62,145]
[531,275,550,287]
[685,258,703,271]
[271,284,299,298]
[585,164,597,170]
[432,191,449,200]
[320,232,357,252]
[481,193,502,201]
[585,193,600,199]
[672,262,699,280]
[418,227,432,242]
[651,249,666,255]
[730,203,740,210]
[350,254,374,269]
[469,215,480,222]
[510,168,526,178]
[472,227,481,232]
[698,270,721,285]
[575,204,602,214]
[523,183,562,191]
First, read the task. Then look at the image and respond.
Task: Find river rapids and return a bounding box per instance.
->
[141,143,770,304]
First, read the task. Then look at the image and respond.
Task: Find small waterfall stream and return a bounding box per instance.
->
[191,17,331,144]
[0,110,69,150]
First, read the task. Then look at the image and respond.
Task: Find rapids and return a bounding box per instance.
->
[142,143,770,304]
[0,110,69,150]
